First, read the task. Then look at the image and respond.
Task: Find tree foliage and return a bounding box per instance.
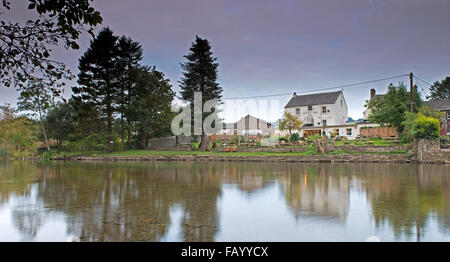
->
[0,115,38,157]
[428,76,450,100]
[367,82,423,131]
[179,36,222,151]
[402,106,444,141]
[279,111,303,135]
[127,66,175,148]
[45,101,76,149]
[72,28,175,151]
[73,27,120,149]
[0,0,102,91]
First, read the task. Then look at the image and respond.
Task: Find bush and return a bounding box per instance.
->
[279,136,289,142]
[411,115,440,140]
[290,133,300,142]
[439,136,449,147]
[79,134,108,152]
[0,118,38,157]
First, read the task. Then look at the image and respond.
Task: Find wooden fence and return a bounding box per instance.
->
[359,127,399,138]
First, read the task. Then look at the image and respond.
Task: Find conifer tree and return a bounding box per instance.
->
[116,36,143,150]
[72,27,120,152]
[179,36,222,151]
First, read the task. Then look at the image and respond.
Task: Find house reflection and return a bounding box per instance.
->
[278,165,350,221]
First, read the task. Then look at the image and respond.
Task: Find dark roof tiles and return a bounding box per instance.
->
[285,91,342,108]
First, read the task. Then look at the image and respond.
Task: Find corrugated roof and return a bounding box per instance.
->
[284,91,342,108]
[424,99,450,111]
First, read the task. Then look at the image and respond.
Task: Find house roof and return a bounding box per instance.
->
[284,91,342,108]
[424,99,450,111]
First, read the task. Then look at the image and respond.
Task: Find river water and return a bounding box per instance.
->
[0,160,449,242]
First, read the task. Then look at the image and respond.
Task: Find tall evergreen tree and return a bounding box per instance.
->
[428,76,450,100]
[116,36,143,150]
[72,27,120,152]
[179,36,222,151]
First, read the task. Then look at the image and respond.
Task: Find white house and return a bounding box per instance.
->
[284,91,348,136]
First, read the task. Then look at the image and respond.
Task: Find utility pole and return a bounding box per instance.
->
[409,72,414,113]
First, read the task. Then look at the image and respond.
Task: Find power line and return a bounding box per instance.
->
[413,75,433,87]
[173,73,410,101]
[221,73,410,100]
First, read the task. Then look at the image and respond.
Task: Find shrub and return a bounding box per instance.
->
[290,133,300,142]
[0,118,38,157]
[79,134,108,152]
[279,136,289,142]
[411,114,440,140]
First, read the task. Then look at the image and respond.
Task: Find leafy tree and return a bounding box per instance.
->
[0,103,16,120]
[179,36,222,151]
[72,27,120,152]
[367,82,422,132]
[128,66,175,148]
[17,79,54,151]
[0,116,38,157]
[279,111,303,135]
[0,0,102,91]
[45,101,76,150]
[428,76,450,100]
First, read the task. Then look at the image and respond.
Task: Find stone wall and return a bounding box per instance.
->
[421,150,450,164]
[65,154,414,163]
[147,136,192,148]
[413,139,449,163]
[335,145,409,153]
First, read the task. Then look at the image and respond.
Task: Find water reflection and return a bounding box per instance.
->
[0,160,449,242]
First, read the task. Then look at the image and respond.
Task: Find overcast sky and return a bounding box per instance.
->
[1,0,449,121]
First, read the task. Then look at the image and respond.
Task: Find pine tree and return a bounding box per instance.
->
[116,36,143,150]
[428,76,450,100]
[179,36,222,151]
[72,27,120,152]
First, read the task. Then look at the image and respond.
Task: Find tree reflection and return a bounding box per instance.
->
[0,160,449,241]
[360,163,450,241]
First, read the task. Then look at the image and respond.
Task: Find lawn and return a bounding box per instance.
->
[100,149,321,157]
[334,138,402,146]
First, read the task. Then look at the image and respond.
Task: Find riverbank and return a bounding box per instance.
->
[45,150,450,164]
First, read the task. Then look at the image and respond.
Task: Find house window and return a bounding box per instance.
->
[322,120,327,126]
[308,105,313,111]
[346,128,352,136]
[447,112,450,120]
[334,129,339,136]
[296,108,300,115]
[322,106,327,113]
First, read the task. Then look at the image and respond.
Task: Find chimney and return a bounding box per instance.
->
[370,89,375,99]
[293,92,297,97]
